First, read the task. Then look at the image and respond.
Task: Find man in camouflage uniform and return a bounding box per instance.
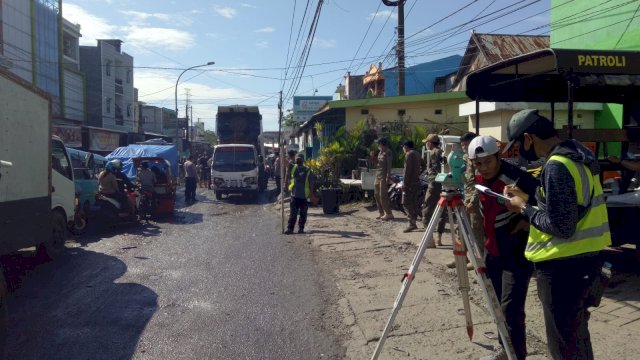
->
[374,137,394,220]
[401,140,421,232]
[460,132,485,257]
[421,134,446,247]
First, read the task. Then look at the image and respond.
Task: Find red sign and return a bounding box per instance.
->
[498,141,519,159]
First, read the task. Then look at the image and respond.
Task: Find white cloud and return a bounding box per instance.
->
[125,27,196,51]
[314,38,336,49]
[214,6,237,19]
[256,41,269,48]
[368,10,397,21]
[63,3,117,45]
[255,27,275,33]
[120,10,170,22]
[135,69,261,130]
[241,3,257,8]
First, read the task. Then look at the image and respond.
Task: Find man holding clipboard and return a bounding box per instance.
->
[468,135,538,360]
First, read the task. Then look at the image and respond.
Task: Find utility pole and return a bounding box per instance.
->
[382,0,405,96]
[278,91,285,233]
[185,88,191,152]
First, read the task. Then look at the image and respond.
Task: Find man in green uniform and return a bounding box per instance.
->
[421,134,446,247]
[374,137,394,220]
[401,140,421,232]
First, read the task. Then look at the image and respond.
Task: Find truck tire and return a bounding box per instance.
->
[215,191,222,200]
[38,211,67,260]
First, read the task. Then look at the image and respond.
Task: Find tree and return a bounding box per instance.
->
[202,130,218,146]
[283,109,298,127]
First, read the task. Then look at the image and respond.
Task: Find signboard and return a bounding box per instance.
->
[52,125,82,147]
[89,128,121,152]
[292,96,332,123]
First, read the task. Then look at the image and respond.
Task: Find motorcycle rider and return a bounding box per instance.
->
[98,160,132,214]
[137,161,157,205]
[111,159,135,215]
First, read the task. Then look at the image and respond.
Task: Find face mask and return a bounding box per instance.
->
[519,138,539,162]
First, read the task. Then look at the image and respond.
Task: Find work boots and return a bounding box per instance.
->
[435,232,443,247]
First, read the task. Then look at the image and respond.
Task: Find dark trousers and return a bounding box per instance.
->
[275,176,282,196]
[288,197,308,231]
[185,177,197,202]
[402,184,420,225]
[486,253,534,360]
[421,183,446,232]
[535,253,601,360]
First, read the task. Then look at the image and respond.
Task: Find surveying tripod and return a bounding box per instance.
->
[371,188,517,360]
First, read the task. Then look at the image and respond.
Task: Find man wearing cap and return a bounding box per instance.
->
[374,137,394,220]
[421,134,446,247]
[401,140,421,232]
[503,109,611,360]
[469,136,538,360]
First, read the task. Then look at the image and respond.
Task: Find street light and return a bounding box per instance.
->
[174,61,215,151]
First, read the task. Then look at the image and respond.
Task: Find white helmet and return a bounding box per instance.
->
[468,135,500,159]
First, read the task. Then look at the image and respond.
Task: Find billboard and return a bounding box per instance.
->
[292,96,332,123]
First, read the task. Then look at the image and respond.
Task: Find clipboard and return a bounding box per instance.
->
[475,184,512,202]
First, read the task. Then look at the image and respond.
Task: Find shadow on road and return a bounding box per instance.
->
[4,246,157,360]
[72,220,162,247]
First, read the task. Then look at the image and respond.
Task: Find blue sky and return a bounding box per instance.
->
[62,0,550,131]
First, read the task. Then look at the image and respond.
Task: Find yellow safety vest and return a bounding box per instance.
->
[288,164,311,198]
[525,155,611,262]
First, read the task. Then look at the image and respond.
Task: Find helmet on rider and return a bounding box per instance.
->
[105,159,123,172]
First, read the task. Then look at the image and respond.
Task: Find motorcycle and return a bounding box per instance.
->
[93,185,140,226]
[387,175,406,214]
[137,187,157,221]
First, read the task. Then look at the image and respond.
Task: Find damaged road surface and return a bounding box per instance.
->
[4,189,345,359]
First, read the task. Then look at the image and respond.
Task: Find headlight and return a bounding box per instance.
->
[214,177,224,185]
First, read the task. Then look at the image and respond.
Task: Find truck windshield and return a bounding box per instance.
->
[213,147,256,172]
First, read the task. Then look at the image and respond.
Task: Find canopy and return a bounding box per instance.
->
[465,48,640,103]
[106,144,179,179]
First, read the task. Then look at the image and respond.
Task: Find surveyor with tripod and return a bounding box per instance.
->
[468,135,539,360]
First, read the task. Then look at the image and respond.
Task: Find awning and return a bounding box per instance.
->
[465,48,640,104]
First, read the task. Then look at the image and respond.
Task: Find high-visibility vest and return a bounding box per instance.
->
[288,164,310,198]
[525,155,611,262]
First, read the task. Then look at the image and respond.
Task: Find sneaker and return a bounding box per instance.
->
[479,347,507,360]
[403,224,418,233]
[284,229,294,235]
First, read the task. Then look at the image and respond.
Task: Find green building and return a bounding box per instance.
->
[551,0,640,153]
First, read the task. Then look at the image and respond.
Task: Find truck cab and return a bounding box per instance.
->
[211,144,260,200]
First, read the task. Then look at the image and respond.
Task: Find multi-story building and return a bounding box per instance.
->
[80,39,135,133]
[60,18,85,126]
[140,104,169,135]
[1,0,65,117]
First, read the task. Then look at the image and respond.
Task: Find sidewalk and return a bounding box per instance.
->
[276,199,640,359]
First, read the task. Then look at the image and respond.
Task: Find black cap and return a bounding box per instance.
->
[401,140,414,148]
[503,109,552,153]
[376,137,388,146]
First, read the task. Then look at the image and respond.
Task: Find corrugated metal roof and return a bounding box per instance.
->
[475,33,550,64]
[452,33,549,91]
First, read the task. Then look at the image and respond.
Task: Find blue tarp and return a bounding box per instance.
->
[106,144,179,180]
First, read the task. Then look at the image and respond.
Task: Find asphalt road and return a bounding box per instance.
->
[3,187,345,360]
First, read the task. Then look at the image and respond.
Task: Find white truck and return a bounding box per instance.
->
[211,144,260,200]
[0,68,76,349]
